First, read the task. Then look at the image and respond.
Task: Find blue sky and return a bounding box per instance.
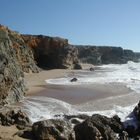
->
[0,0,140,51]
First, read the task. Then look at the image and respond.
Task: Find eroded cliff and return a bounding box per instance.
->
[76,45,136,65]
[0,24,139,106]
[22,35,80,69]
[0,25,39,105]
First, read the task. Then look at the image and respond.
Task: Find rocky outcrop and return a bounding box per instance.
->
[135,52,140,62]
[76,45,137,65]
[22,35,80,69]
[133,101,140,121]
[32,119,75,140]
[16,101,140,140]
[74,114,124,140]
[2,26,39,73]
[0,28,25,105]
[0,25,39,105]
[0,107,31,128]
[22,33,138,68]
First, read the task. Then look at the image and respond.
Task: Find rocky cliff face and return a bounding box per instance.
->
[0,24,138,106]
[22,34,138,69]
[135,52,140,61]
[0,25,39,106]
[22,35,80,69]
[76,45,137,65]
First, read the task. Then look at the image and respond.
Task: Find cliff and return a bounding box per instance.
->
[76,45,136,65]
[0,24,138,106]
[22,35,138,68]
[0,25,39,105]
[135,52,140,61]
[22,35,80,69]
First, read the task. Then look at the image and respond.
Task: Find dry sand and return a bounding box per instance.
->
[0,125,26,140]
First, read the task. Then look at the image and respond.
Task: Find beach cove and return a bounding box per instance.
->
[22,62,140,123]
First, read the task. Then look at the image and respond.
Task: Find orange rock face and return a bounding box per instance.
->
[22,35,79,69]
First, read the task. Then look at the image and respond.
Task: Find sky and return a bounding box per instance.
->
[0,0,140,52]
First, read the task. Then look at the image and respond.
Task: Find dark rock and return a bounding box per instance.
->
[0,108,31,128]
[133,101,140,121]
[70,78,78,82]
[77,46,102,65]
[32,119,75,140]
[73,62,82,70]
[125,125,136,138]
[119,131,128,140]
[134,136,140,140]
[64,114,90,121]
[76,45,138,65]
[74,114,123,140]
[14,127,33,139]
[123,49,136,62]
[135,52,140,62]
[71,119,81,125]
[89,67,95,71]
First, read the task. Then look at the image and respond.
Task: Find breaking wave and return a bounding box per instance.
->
[46,61,140,93]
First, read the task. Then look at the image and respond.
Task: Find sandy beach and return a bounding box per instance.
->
[24,63,133,105]
[24,63,94,95]
[0,125,26,140]
[2,64,140,139]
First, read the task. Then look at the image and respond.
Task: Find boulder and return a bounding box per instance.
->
[64,114,90,125]
[32,119,75,140]
[125,125,136,138]
[119,131,128,140]
[70,78,78,82]
[64,114,90,121]
[0,108,31,128]
[133,101,140,121]
[89,67,95,71]
[74,114,123,140]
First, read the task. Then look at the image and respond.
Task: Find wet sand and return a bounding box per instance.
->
[24,63,94,95]
[25,67,132,105]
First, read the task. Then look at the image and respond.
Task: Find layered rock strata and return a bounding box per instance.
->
[22,35,80,69]
[0,25,39,105]
[76,45,136,65]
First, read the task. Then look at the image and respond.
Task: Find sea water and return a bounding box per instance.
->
[20,61,140,124]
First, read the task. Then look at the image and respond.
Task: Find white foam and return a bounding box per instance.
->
[21,62,140,127]
[21,95,138,129]
[21,96,77,122]
[45,61,140,93]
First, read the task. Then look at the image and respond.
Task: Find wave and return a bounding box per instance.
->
[20,96,137,128]
[21,96,77,122]
[46,61,140,93]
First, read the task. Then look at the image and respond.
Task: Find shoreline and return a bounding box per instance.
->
[24,65,133,105]
[27,83,132,105]
[24,63,94,96]
[2,65,140,140]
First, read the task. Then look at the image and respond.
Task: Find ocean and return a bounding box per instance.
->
[19,61,140,126]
